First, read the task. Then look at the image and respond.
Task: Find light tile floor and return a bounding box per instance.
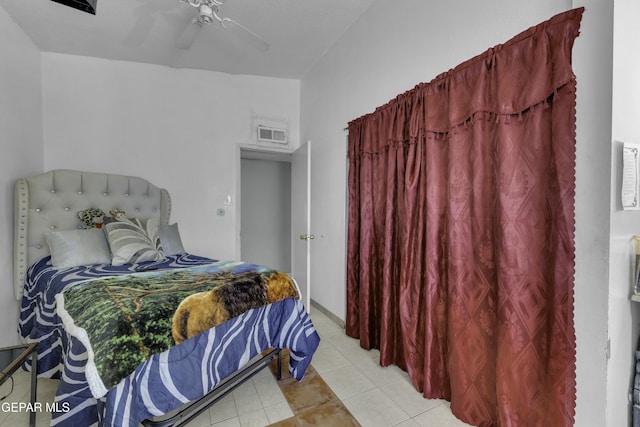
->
[310,310,473,427]
[0,309,473,427]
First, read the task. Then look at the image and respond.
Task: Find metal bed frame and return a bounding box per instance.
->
[140,348,282,427]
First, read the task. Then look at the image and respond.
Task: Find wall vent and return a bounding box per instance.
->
[257,125,287,145]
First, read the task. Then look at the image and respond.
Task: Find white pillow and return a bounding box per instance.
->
[158,223,185,256]
[45,228,111,268]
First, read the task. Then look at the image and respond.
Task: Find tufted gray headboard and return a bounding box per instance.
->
[13,170,171,300]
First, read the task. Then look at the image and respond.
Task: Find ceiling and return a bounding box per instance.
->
[0,0,377,79]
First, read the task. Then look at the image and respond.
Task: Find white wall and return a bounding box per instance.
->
[300,1,612,426]
[41,53,300,262]
[610,0,640,425]
[0,6,44,346]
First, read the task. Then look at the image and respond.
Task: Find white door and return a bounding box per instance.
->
[291,141,311,311]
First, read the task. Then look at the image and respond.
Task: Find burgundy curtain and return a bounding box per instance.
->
[346,8,583,427]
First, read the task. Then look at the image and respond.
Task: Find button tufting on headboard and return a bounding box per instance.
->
[13,170,172,300]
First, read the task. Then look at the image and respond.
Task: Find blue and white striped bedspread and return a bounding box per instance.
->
[19,255,320,426]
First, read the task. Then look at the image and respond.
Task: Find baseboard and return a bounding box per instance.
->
[310,299,345,329]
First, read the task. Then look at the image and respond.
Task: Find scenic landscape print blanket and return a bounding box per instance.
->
[56,260,300,396]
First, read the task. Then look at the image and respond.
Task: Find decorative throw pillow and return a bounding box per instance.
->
[45,228,111,268]
[77,208,106,228]
[103,217,165,266]
[158,223,186,256]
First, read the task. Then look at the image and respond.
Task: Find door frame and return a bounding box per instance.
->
[237,143,311,310]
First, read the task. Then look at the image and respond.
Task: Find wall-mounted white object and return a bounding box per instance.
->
[622,142,640,210]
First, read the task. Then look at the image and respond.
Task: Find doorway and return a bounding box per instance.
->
[240,149,292,272]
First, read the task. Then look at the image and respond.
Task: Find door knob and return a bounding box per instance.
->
[299,234,315,241]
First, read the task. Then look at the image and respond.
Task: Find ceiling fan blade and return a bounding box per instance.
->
[176,20,204,49]
[220,17,270,52]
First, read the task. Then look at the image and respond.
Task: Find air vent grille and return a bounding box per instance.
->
[257,125,287,144]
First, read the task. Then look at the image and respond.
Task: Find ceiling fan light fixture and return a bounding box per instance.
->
[198,4,214,25]
[183,0,223,8]
[176,0,270,51]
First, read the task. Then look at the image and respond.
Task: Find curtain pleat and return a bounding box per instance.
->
[346,8,583,427]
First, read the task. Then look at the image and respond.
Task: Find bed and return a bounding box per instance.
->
[14,169,320,427]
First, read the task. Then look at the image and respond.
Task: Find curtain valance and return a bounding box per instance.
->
[348,7,583,158]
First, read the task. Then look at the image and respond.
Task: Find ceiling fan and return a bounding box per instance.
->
[176,0,270,51]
